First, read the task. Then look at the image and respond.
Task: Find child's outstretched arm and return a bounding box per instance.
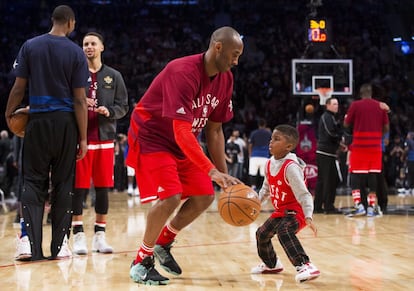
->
[287,162,317,236]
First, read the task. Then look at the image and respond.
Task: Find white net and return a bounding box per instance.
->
[316,87,333,105]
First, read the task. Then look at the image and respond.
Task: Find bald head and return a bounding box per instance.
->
[205,26,243,75]
[209,26,242,47]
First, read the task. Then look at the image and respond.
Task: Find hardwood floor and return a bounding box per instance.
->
[0,193,413,290]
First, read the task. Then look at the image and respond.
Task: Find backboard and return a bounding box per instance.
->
[292,59,353,96]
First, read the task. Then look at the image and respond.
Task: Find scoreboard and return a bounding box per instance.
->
[307,18,330,43]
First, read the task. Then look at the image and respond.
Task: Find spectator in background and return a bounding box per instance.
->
[387,135,405,190]
[0,130,12,165]
[0,130,13,196]
[314,97,344,214]
[228,129,246,181]
[225,134,241,177]
[248,118,272,191]
[114,133,127,192]
[403,131,414,196]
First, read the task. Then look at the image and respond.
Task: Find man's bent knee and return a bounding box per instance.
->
[158,194,182,210]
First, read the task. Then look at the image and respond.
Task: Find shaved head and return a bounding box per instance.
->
[209,26,242,47]
[204,26,243,75]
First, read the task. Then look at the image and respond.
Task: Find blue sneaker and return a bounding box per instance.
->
[129,256,169,285]
[367,206,374,217]
[367,205,382,217]
[346,203,366,217]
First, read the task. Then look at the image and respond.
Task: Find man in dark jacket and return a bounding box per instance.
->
[314,97,343,214]
[71,32,128,255]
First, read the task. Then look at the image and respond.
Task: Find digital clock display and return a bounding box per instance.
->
[308,19,328,43]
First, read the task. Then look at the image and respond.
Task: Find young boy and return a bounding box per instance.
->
[251,124,320,283]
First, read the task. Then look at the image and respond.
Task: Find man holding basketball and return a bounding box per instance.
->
[127,26,243,285]
[5,5,88,260]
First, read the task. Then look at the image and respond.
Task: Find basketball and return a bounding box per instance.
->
[8,108,29,137]
[218,184,261,226]
[305,104,314,114]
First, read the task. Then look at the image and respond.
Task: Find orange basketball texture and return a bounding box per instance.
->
[218,184,261,226]
[9,110,29,137]
[305,104,314,114]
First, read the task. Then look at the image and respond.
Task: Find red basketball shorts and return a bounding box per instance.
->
[135,151,214,204]
[348,149,382,173]
[75,141,114,188]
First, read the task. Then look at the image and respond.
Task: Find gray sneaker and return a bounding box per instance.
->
[346,203,366,217]
[129,256,169,285]
[154,242,182,275]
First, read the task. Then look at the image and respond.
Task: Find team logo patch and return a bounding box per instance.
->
[103,76,113,88]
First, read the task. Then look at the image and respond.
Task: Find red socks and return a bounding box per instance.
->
[352,190,377,207]
[352,190,361,205]
[367,193,377,207]
[133,223,179,265]
[156,223,178,246]
[134,243,154,265]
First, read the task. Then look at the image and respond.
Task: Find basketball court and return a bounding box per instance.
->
[0,191,413,290]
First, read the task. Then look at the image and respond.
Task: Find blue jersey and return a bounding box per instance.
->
[406,139,414,161]
[249,128,272,158]
[13,33,89,113]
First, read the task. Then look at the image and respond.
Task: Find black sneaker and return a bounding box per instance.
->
[129,256,169,285]
[154,242,182,275]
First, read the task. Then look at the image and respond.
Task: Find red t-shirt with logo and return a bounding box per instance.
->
[128,53,234,163]
[87,71,100,141]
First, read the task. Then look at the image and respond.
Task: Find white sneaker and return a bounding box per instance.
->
[134,188,140,196]
[57,235,72,259]
[295,262,320,283]
[251,259,284,274]
[73,232,88,255]
[127,186,133,196]
[92,231,113,253]
[15,235,32,261]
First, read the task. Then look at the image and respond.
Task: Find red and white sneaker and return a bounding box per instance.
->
[295,262,320,283]
[251,259,284,274]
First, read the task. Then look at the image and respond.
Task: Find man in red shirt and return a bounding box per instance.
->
[127,26,243,285]
[344,83,389,216]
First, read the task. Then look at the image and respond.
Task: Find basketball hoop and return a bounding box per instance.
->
[315,87,333,105]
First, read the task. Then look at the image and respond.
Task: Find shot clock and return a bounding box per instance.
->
[307,18,330,44]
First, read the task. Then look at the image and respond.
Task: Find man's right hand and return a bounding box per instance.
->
[208,168,241,189]
[76,139,88,160]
